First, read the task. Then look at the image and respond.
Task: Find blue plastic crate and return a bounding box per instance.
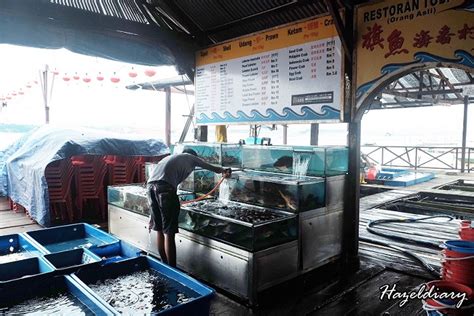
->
[0,233,43,264]
[0,256,55,283]
[26,223,120,255]
[0,274,114,315]
[90,240,143,264]
[44,248,102,274]
[72,256,215,315]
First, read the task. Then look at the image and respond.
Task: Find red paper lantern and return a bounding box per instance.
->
[83,77,91,83]
[96,73,104,81]
[52,69,60,75]
[144,69,156,77]
[6,96,12,100]
[128,68,138,78]
[26,84,32,88]
[34,80,38,84]
[19,91,25,95]
[12,92,17,96]
[110,72,120,83]
[73,73,80,80]
[63,76,71,82]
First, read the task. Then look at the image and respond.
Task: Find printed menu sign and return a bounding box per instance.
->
[195,15,344,125]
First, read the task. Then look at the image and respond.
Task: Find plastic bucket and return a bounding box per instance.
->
[444,241,474,254]
[422,280,473,315]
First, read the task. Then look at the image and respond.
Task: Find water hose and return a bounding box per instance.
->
[363,215,454,278]
[180,177,225,205]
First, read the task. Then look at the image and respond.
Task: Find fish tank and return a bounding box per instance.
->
[108,184,150,216]
[108,185,199,215]
[179,199,297,252]
[221,170,325,212]
[242,145,348,176]
[179,169,217,195]
[294,146,349,176]
[174,142,242,168]
[242,145,294,174]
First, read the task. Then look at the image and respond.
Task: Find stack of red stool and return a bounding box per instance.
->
[103,155,129,185]
[45,159,75,223]
[71,155,107,220]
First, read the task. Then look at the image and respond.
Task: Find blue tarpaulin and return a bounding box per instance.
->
[4,126,169,227]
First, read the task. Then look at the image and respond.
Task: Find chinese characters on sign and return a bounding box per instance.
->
[361,23,473,58]
[355,0,474,107]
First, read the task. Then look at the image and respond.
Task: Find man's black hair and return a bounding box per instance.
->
[182,148,198,156]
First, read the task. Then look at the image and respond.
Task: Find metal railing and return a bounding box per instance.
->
[361,145,474,173]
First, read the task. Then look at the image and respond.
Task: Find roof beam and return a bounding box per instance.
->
[324,0,351,59]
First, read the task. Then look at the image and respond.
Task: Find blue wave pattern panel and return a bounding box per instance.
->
[197,106,340,124]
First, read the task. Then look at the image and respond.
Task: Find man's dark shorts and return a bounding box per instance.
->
[146,181,180,234]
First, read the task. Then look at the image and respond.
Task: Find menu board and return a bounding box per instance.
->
[195,15,344,125]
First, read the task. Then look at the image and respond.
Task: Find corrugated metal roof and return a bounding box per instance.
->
[50,0,150,24]
[153,0,334,43]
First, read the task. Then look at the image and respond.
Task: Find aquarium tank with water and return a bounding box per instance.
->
[221,170,325,212]
[241,146,294,174]
[242,145,348,176]
[179,200,297,252]
[179,169,217,194]
[108,184,150,216]
[173,142,242,168]
[108,185,198,215]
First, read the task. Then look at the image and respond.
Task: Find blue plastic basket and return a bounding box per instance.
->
[26,223,120,255]
[0,233,43,264]
[72,256,215,315]
[43,248,102,274]
[0,256,55,283]
[0,274,115,315]
[89,240,143,264]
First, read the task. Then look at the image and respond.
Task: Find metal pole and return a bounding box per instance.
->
[310,123,319,145]
[41,65,49,124]
[282,124,288,145]
[165,87,171,146]
[343,121,361,267]
[461,95,469,173]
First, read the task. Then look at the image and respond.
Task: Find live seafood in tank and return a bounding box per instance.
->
[178,199,297,251]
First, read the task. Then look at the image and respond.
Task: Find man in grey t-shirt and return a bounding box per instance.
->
[146,148,231,267]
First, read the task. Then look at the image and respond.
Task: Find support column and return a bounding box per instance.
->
[40,65,49,124]
[196,126,208,142]
[283,124,288,145]
[165,87,171,146]
[461,95,469,173]
[310,123,319,145]
[343,121,361,269]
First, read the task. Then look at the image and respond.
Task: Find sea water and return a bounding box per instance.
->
[88,270,198,314]
[1,292,93,315]
[44,236,107,253]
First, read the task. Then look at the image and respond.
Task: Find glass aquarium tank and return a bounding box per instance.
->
[179,200,297,252]
[174,142,242,168]
[293,146,348,176]
[221,170,325,212]
[108,184,149,216]
[241,145,294,174]
[179,169,217,194]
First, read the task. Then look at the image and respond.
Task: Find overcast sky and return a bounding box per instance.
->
[0,44,472,147]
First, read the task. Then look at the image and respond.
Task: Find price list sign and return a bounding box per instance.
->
[195,15,344,125]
